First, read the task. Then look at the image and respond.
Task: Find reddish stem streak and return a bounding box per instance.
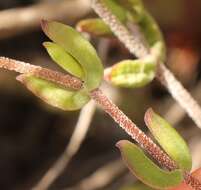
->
[1,56,201,189]
[0,57,83,90]
[90,88,176,170]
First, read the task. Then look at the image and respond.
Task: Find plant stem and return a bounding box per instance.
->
[157,64,201,130]
[1,56,200,188]
[91,1,201,189]
[91,0,201,131]
[90,88,176,170]
[0,57,82,90]
[0,56,176,169]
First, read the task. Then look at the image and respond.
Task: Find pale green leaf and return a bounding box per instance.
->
[119,181,155,190]
[144,108,192,171]
[117,140,183,190]
[109,59,156,88]
[99,0,166,88]
[76,18,113,37]
[101,0,127,23]
[41,20,103,91]
[18,74,90,111]
[114,0,166,58]
[43,42,84,79]
[118,0,144,22]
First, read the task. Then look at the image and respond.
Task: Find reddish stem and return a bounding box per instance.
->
[90,88,176,170]
[1,56,200,189]
[0,57,83,90]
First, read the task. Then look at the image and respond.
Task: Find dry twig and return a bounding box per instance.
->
[165,82,201,126]
[0,0,91,39]
[66,159,126,190]
[32,101,96,190]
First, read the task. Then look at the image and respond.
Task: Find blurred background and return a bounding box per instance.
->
[0,0,201,189]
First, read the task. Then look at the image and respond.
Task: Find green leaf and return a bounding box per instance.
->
[98,0,166,88]
[116,140,183,190]
[17,74,90,111]
[41,20,103,91]
[144,108,192,171]
[43,42,84,79]
[114,0,166,55]
[109,58,156,88]
[119,181,155,190]
[117,0,144,22]
[76,18,113,37]
[101,0,127,23]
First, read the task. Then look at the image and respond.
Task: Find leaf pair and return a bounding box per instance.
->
[77,0,166,88]
[117,109,192,189]
[18,21,103,110]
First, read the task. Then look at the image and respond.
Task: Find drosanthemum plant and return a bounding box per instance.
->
[0,0,201,189]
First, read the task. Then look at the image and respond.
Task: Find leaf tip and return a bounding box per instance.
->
[42,41,51,48]
[41,19,49,33]
[75,22,83,33]
[16,74,26,83]
[116,140,130,149]
[144,107,155,127]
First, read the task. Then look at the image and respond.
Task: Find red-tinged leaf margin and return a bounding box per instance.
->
[144,108,192,171]
[116,140,183,190]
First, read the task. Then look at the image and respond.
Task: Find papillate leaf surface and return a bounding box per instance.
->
[98,0,166,88]
[18,75,90,111]
[41,20,103,91]
[43,42,84,79]
[110,59,156,88]
[117,140,183,189]
[76,18,112,37]
[144,108,192,171]
[101,0,127,23]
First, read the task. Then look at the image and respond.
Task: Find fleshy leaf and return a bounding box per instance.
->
[17,74,90,111]
[76,18,113,37]
[110,0,166,61]
[98,0,167,88]
[144,108,192,171]
[41,20,103,91]
[43,42,84,79]
[101,0,127,23]
[119,181,155,190]
[116,140,183,189]
[109,58,156,88]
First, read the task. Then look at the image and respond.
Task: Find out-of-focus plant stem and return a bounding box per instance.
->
[91,0,201,132]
